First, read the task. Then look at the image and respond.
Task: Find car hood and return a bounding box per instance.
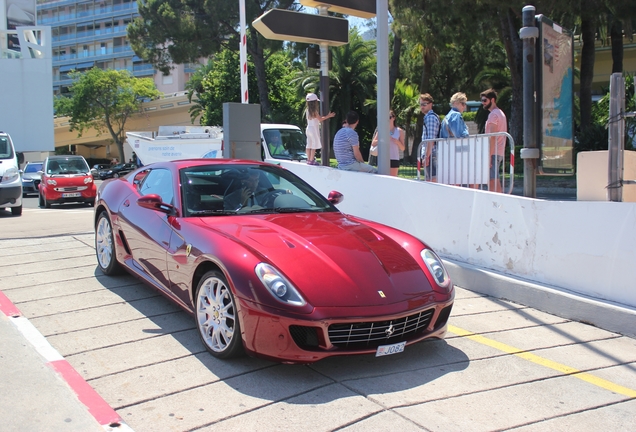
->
[191,212,432,307]
[22,173,41,181]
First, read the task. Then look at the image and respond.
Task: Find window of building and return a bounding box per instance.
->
[162,74,173,85]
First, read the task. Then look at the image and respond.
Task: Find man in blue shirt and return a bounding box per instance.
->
[420,93,440,181]
[333,111,377,173]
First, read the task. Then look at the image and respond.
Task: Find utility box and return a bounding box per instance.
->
[222,103,261,160]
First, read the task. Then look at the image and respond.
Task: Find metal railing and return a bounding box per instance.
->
[416,132,515,194]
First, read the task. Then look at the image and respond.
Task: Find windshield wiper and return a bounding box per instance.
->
[189,209,239,216]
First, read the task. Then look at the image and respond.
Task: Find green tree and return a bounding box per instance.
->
[54,68,160,162]
[127,0,297,118]
[292,30,378,149]
[186,49,301,127]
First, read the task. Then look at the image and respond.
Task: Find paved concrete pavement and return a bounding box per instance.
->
[0,206,635,431]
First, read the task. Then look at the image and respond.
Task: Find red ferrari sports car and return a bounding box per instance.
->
[94,160,454,364]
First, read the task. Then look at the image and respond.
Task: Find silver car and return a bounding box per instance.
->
[21,161,43,197]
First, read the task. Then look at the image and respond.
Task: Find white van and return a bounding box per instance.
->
[261,124,307,162]
[0,131,22,216]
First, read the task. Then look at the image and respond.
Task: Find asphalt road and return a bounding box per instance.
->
[0,205,634,431]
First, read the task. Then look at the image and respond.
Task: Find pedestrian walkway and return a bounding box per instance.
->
[0,291,132,432]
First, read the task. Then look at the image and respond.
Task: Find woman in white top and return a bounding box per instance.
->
[305,93,335,165]
[370,110,405,176]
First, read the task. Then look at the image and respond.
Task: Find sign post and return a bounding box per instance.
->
[254,1,377,167]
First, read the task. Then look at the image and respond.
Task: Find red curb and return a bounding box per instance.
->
[50,360,122,426]
[0,290,21,317]
[1,289,126,429]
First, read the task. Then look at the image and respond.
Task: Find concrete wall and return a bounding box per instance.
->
[277,161,636,310]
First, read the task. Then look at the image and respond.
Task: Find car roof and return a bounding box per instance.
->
[261,124,301,132]
[47,155,86,160]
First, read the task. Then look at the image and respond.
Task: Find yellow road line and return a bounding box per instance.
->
[448,325,636,398]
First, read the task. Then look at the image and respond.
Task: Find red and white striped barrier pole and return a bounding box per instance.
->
[239,0,248,103]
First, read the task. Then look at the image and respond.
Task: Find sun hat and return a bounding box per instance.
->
[306,93,320,102]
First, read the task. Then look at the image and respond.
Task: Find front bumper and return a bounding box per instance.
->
[0,184,22,207]
[22,180,40,194]
[42,185,96,204]
[237,295,454,364]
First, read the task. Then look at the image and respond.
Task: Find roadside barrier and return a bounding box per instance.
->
[417,132,515,193]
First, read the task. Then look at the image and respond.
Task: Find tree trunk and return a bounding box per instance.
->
[412,49,434,162]
[499,8,523,149]
[247,36,271,119]
[580,15,596,132]
[610,18,623,73]
[389,35,402,101]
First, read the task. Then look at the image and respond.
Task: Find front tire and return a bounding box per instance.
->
[39,193,51,208]
[11,205,22,216]
[195,271,243,359]
[95,212,124,275]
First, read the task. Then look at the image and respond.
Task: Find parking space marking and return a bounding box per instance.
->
[448,325,636,398]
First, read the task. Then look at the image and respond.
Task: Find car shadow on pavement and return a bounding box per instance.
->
[92,266,470,406]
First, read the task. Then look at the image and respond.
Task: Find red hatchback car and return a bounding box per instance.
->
[39,155,97,207]
[94,160,454,364]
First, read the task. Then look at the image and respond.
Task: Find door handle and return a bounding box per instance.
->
[123,200,130,207]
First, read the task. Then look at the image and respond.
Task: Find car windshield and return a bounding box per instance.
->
[46,158,90,175]
[25,163,42,173]
[262,128,307,161]
[179,163,337,217]
[0,136,14,159]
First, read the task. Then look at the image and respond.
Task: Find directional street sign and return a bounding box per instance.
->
[252,9,349,46]
[300,0,376,19]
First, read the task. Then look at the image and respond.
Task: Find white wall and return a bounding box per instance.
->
[277,161,636,309]
[0,26,54,153]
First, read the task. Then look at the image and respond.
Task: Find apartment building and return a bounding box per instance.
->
[37,0,196,95]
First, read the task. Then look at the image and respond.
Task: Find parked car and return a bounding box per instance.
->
[38,155,96,208]
[94,160,454,363]
[98,163,137,180]
[90,163,110,179]
[0,131,22,216]
[21,161,43,197]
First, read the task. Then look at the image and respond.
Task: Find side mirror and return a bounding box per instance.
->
[137,194,179,216]
[327,190,344,205]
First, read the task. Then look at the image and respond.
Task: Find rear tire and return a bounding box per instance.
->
[95,212,124,275]
[195,271,244,359]
[11,205,22,216]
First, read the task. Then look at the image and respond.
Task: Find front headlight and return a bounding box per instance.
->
[421,249,451,289]
[2,167,19,183]
[47,179,57,185]
[84,176,93,184]
[255,263,306,307]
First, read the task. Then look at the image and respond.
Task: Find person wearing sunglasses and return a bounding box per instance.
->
[370,109,405,176]
[419,93,440,182]
[440,92,469,139]
[481,88,507,193]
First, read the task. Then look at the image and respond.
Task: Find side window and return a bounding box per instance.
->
[139,168,174,205]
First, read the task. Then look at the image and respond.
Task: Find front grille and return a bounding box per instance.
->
[54,186,87,192]
[328,308,435,349]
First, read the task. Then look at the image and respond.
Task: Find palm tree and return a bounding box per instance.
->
[291,30,378,144]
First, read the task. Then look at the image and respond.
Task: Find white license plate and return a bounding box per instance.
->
[375,341,406,357]
[62,192,81,198]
